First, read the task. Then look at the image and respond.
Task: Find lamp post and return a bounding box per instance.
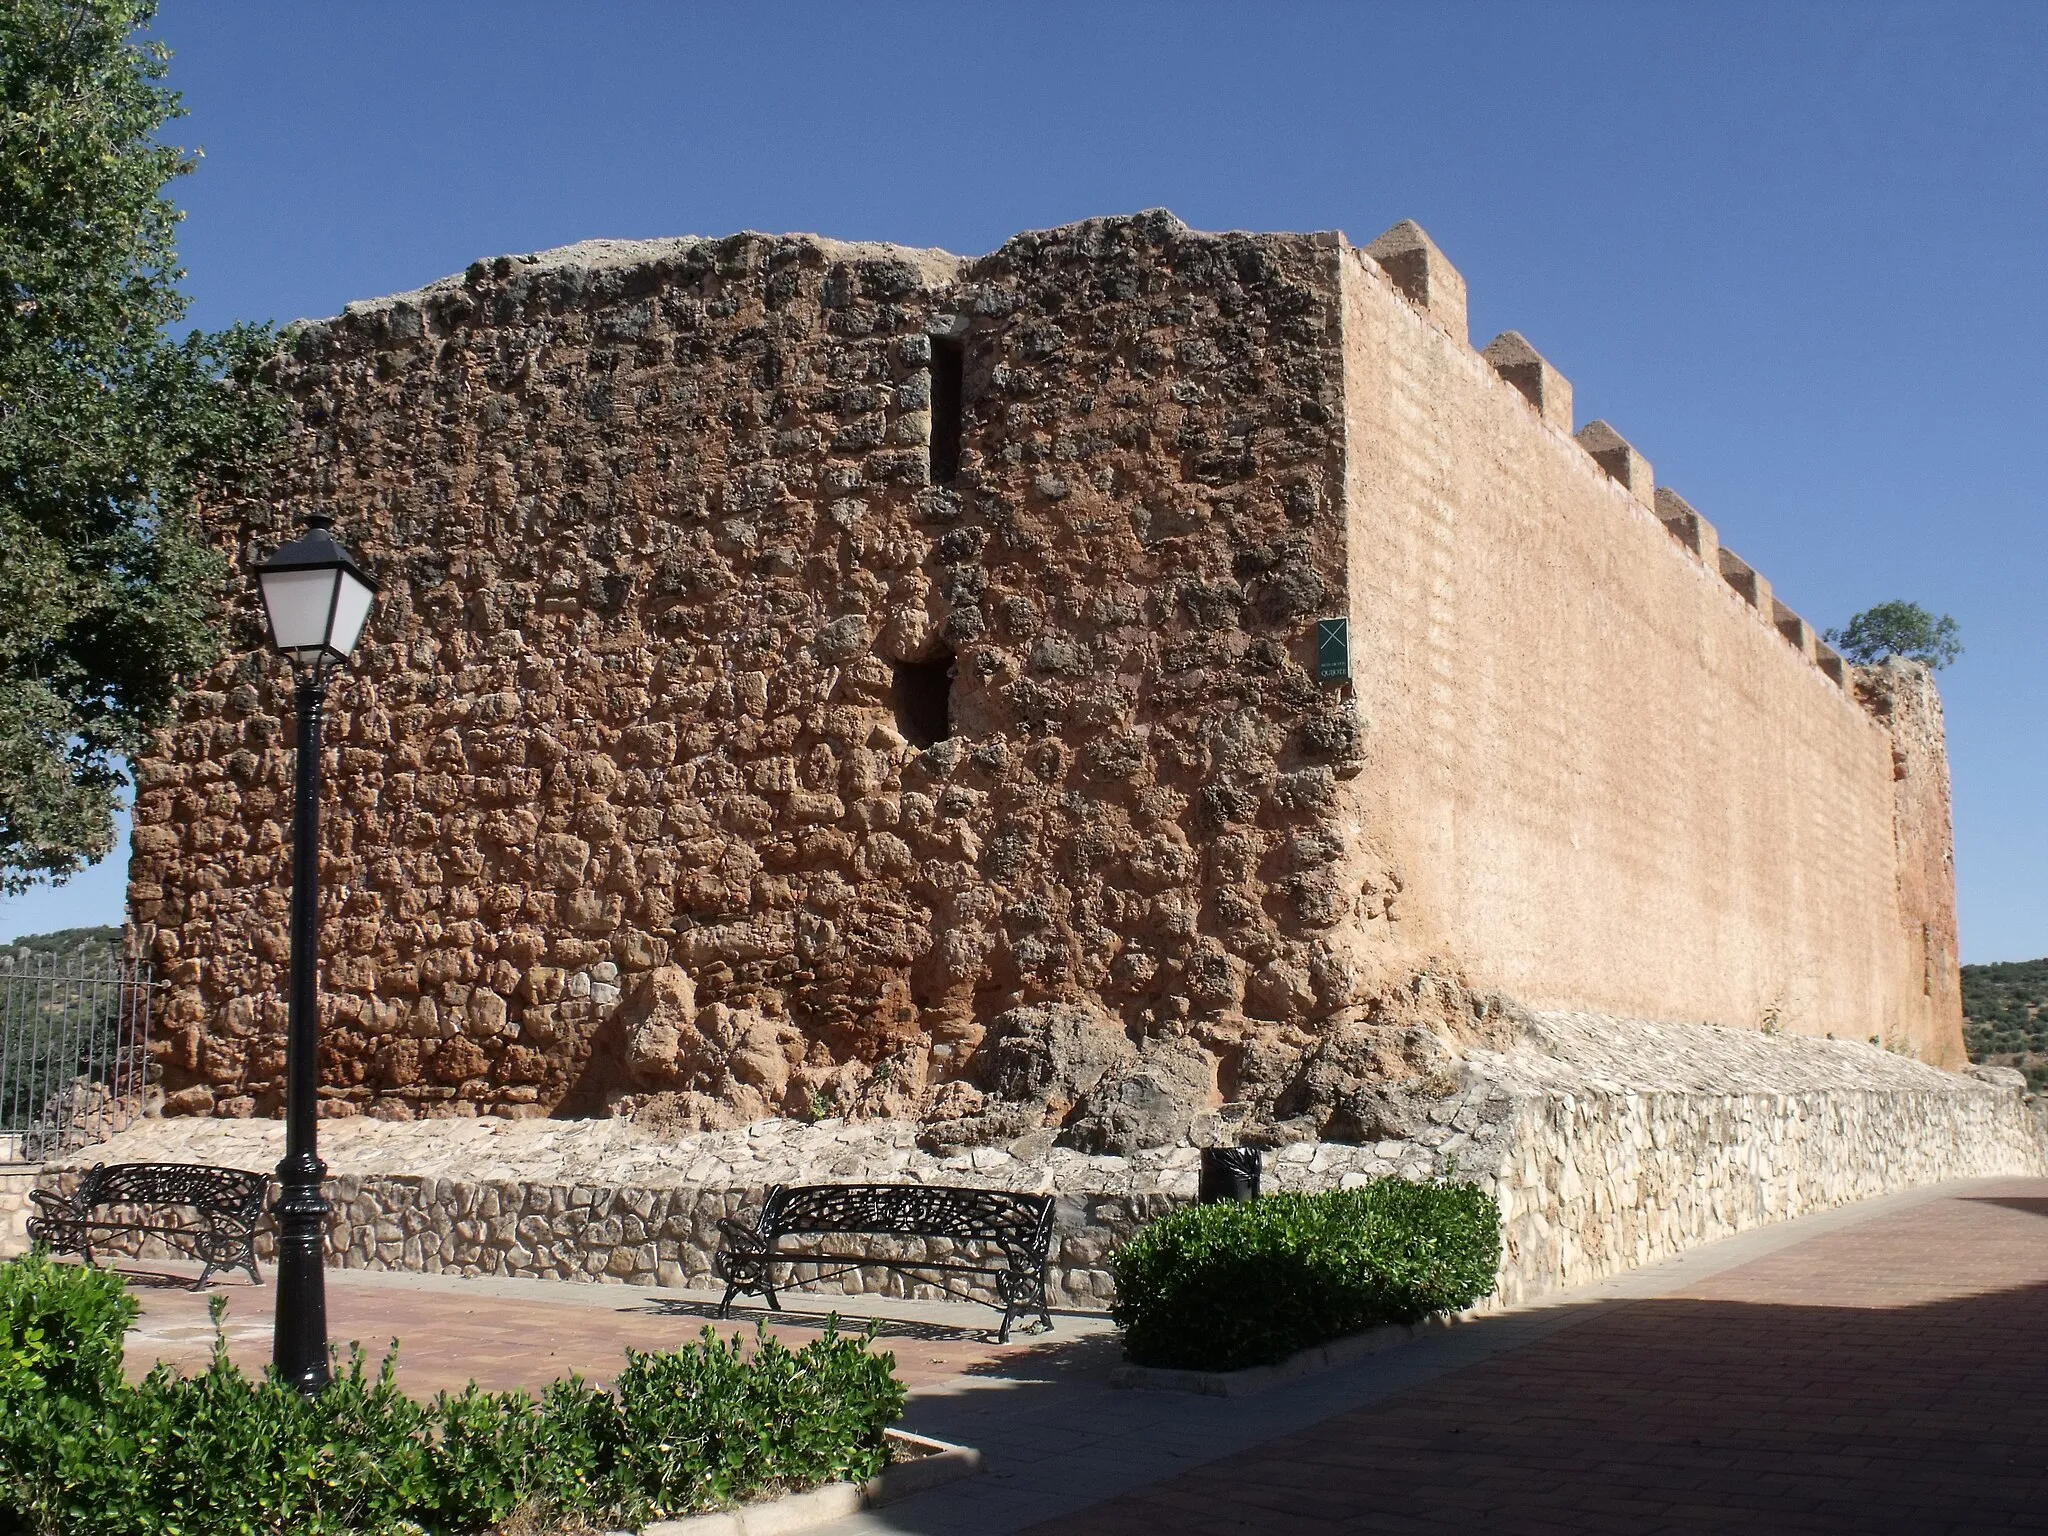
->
[255,510,378,1395]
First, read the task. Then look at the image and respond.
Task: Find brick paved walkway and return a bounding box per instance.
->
[122,1263,1116,1398]
[104,1178,2048,1534]
[1018,1181,2048,1536]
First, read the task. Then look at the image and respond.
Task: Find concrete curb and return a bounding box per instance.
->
[1107,1316,1461,1397]
[637,1429,982,1535]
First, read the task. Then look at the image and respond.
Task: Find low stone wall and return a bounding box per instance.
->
[36,1014,2048,1308]
[1481,1014,2048,1303]
[29,1094,1516,1308]
[0,1168,36,1259]
[1494,1081,2046,1304]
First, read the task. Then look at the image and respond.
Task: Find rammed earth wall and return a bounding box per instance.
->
[44,1019,2044,1304]
[128,209,1963,1141]
[1330,237,1961,1061]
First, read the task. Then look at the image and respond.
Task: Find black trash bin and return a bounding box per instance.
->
[1197,1145,1263,1203]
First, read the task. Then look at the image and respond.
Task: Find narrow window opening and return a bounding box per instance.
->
[893,649,954,749]
[930,335,964,485]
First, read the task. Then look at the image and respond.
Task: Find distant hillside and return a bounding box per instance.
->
[0,926,123,973]
[1962,957,2048,1090]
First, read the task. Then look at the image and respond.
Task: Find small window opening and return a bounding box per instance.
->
[930,335,964,485]
[893,650,954,749]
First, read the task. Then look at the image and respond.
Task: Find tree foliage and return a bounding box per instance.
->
[1961,957,2048,1092]
[0,0,283,895]
[1824,600,1962,670]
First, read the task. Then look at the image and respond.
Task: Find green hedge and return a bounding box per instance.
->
[1109,1177,1502,1371]
[0,1251,906,1535]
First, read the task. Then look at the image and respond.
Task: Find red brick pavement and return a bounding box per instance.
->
[1028,1182,2048,1535]
[120,1267,1112,1399]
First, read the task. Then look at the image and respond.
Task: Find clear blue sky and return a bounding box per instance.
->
[5,1,2043,963]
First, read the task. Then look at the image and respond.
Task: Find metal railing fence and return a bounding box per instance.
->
[0,951,155,1165]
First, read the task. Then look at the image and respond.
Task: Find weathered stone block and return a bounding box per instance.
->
[1717,547,1772,611]
[1652,487,1719,567]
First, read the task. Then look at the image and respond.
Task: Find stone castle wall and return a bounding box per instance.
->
[134,214,1366,1130]
[1329,233,1961,1062]
[126,208,1964,1138]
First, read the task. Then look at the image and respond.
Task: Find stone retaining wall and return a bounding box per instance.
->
[0,1169,35,1259]
[1492,1078,2047,1305]
[29,1108,1514,1308]
[38,1014,2048,1308]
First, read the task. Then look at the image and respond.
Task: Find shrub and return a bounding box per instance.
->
[0,1248,135,1404]
[1110,1177,1502,1371]
[99,1340,440,1534]
[609,1323,906,1520]
[422,1374,620,1530]
[0,1255,906,1534]
[1,1251,139,1531]
[1825,600,1962,669]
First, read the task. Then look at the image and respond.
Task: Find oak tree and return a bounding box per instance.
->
[1825,601,1963,671]
[1,0,282,894]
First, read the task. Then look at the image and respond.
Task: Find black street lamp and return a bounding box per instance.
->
[255,511,378,1395]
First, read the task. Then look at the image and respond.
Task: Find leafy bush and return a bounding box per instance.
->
[0,1248,134,1403]
[610,1324,903,1518]
[1,1252,139,1529]
[0,1254,906,1534]
[1110,1177,1502,1371]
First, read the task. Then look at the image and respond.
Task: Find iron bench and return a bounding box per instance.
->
[27,1161,268,1289]
[715,1182,1057,1342]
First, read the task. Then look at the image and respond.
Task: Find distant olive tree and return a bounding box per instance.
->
[1825,601,1963,670]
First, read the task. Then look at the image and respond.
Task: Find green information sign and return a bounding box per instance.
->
[1316,617,1350,683]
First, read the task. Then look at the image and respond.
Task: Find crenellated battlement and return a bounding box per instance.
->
[1363,220,1468,343]
[1479,331,1573,430]
[1350,221,1848,695]
[1332,211,1957,1062]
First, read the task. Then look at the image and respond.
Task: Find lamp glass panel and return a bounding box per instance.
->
[326,571,376,659]
[260,567,341,653]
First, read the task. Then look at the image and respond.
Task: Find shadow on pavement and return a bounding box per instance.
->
[634,1294,1023,1345]
[855,1281,2048,1536]
[1964,1195,2048,1221]
[100,1262,258,1291]
[94,1188,2048,1533]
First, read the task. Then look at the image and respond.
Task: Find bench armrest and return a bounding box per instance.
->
[27,1188,79,1219]
[716,1217,770,1253]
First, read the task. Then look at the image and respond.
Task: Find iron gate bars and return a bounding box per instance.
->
[0,949,155,1166]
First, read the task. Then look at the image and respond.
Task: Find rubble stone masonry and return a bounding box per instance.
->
[127,210,1965,1146]
[30,1017,2037,1305]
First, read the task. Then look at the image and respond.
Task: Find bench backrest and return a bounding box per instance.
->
[760,1183,1055,1259]
[74,1162,268,1220]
